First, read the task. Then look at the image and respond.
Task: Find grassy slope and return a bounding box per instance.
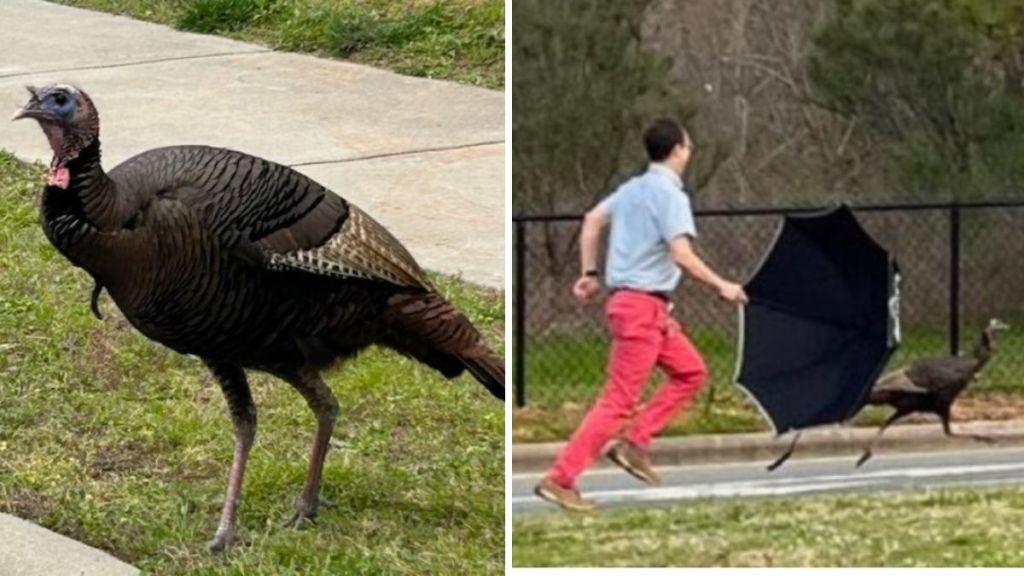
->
[0,151,503,575]
[513,487,1024,567]
[50,0,504,89]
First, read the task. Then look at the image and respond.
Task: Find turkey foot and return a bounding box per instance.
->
[855,448,873,468]
[286,496,334,528]
[971,434,997,444]
[943,417,998,445]
[206,528,235,554]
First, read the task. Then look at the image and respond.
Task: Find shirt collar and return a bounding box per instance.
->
[648,163,683,190]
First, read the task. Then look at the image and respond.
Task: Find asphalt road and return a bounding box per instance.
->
[510,446,1024,515]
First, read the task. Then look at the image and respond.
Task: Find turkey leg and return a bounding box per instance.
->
[940,410,996,444]
[856,409,908,467]
[766,431,801,471]
[285,367,339,527]
[206,363,257,553]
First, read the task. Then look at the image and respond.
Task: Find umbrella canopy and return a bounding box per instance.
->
[735,205,900,435]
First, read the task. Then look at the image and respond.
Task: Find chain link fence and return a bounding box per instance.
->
[512,202,1024,415]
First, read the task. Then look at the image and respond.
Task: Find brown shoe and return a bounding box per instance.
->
[607,440,660,485]
[534,478,596,512]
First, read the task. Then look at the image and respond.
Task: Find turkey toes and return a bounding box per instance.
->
[855,450,873,468]
[205,529,234,554]
[973,434,998,445]
[286,499,321,529]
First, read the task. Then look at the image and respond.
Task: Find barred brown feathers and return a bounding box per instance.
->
[37,141,503,399]
[19,84,502,553]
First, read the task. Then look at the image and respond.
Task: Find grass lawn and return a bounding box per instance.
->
[512,486,1024,567]
[513,324,1024,443]
[0,150,503,575]
[49,0,504,89]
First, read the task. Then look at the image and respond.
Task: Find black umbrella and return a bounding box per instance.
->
[735,205,900,470]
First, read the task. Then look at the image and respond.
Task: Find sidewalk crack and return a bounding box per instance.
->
[0,50,271,79]
[288,140,504,167]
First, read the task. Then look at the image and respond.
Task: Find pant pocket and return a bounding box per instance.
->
[607,295,658,340]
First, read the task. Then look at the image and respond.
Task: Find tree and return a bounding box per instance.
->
[512,0,698,216]
[513,0,713,272]
[807,0,1024,198]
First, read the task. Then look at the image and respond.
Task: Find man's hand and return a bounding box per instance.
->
[671,236,747,305]
[573,276,601,301]
[717,281,748,304]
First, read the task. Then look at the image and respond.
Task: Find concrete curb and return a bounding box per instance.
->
[510,419,1024,473]
[0,514,139,576]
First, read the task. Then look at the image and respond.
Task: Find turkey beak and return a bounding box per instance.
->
[11,102,38,121]
[11,88,43,121]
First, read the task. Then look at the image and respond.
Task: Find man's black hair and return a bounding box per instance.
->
[643,118,688,162]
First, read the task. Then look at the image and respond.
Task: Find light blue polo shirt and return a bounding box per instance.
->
[597,163,697,292]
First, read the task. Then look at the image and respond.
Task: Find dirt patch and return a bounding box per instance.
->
[79,315,134,391]
[81,326,122,389]
[512,403,590,443]
[0,486,53,520]
[86,440,153,480]
[953,392,1024,421]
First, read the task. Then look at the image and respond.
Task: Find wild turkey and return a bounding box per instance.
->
[12,84,504,552]
[855,318,1008,467]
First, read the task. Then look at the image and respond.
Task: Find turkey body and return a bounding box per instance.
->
[42,143,501,385]
[18,82,500,553]
[853,322,1004,467]
[867,356,978,414]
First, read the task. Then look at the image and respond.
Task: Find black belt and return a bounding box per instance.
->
[609,287,671,302]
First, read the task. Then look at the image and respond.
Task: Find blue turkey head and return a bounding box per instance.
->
[11,84,100,168]
[13,85,77,122]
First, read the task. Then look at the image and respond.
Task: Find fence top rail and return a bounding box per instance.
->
[512,198,1024,222]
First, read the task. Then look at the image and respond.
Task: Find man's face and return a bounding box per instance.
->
[673,134,693,174]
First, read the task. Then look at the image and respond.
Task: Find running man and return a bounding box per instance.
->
[535,118,748,510]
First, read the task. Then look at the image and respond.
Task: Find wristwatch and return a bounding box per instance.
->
[583,269,599,278]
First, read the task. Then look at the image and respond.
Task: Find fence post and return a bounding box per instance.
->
[514,219,526,408]
[949,205,961,357]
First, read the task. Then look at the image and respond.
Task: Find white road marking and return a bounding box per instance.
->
[509,461,1024,507]
[509,446,1024,480]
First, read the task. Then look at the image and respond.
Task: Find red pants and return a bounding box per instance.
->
[547,290,707,489]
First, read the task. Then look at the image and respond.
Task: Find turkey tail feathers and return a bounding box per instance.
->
[460,352,505,401]
[386,291,505,401]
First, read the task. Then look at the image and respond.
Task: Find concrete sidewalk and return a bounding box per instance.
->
[511,419,1024,472]
[0,0,504,288]
[0,514,138,576]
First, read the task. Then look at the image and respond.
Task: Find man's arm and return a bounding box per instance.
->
[573,206,610,301]
[579,206,610,275]
[670,235,747,303]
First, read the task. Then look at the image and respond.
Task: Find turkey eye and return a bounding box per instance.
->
[53,93,67,106]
